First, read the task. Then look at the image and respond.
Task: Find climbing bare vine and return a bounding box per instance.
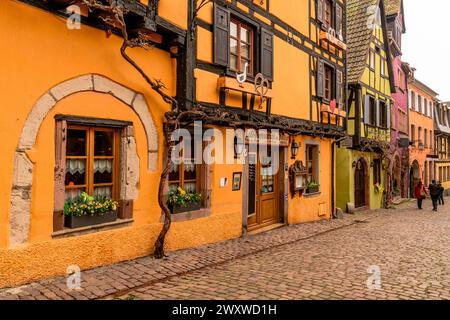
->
[82,0,182,258]
[190,0,212,39]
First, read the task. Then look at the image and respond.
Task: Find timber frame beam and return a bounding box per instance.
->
[19,0,186,47]
[176,104,346,138]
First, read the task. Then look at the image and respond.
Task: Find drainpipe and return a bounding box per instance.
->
[332,136,348,218]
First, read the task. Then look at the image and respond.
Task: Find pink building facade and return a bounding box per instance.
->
[386,0,410,199]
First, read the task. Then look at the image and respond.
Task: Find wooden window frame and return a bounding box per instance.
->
[54,116,137,233]
[65,125,120,201]
[379,100,387,128]
[369,50,375,71]
[167,130,213,215]
[229,18,254,76]
[430,131,433,151]
[418,127,422,146]
[323,0,333,29]
[324,63,334,102]
[381,57,386,77]
[369,96,376,126]
[305,143,320,193]
[168,161,201,196]
[416,94,423,113]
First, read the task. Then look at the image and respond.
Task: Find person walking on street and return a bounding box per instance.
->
[415,181,428,210]
[438,182,445,205]
[429,180,440,212]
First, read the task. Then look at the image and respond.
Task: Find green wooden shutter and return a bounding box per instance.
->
[214,4,230,67]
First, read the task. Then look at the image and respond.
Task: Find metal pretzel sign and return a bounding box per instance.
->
[254,73,269,109]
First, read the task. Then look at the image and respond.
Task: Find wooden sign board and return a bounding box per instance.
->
[340,137,353,148]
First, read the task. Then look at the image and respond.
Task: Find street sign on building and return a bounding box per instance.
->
[398,138,410,148]
[340,137,353,148]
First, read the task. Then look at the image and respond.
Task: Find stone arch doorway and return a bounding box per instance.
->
[9,74,158,246]
[354,158,369,208]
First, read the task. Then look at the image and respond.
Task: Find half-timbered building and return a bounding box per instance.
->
[433,101,450,192]
[0,0,346,288]
[385,0,410,200]
[336,0,395,211]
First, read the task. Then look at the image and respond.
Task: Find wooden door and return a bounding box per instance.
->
[248,150,279,231]
[354,159,366,208]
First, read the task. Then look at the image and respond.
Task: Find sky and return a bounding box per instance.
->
[402,0,450,101]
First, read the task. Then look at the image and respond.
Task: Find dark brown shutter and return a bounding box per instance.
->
[317,59,325,98]
[214,4,230,67]
[335,4,343,36]
[336,69,343,108]
[375,99,380,127]
[261,28,274,81]
[317,0,324,24]
[387,101,391,129]
[53,120,67,232]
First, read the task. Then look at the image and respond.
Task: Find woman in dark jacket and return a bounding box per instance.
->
[415,181,428,210]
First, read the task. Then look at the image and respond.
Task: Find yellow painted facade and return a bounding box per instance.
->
[337,0,394,212]
[0,0,345,288]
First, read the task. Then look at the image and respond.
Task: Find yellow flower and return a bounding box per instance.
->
[177,187,186,195]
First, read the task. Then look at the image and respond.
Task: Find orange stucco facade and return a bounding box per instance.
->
[408,79,436,190]
[0,0,345,288]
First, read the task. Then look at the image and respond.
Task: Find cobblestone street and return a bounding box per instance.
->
[117,200,450,300]
[2,200,450,300]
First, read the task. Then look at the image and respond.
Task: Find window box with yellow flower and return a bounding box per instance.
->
[63,192,118,229]
[168,187,202,214]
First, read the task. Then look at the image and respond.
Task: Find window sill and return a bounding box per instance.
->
[304,191,321,198]
[160,208,211,223]
[52,219,133,239]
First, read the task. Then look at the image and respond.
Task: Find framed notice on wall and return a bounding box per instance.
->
[232,172,242,191]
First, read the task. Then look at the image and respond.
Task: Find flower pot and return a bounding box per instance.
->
[169,202,201,214]
[64,211,118,229]
[306,186,319,194]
